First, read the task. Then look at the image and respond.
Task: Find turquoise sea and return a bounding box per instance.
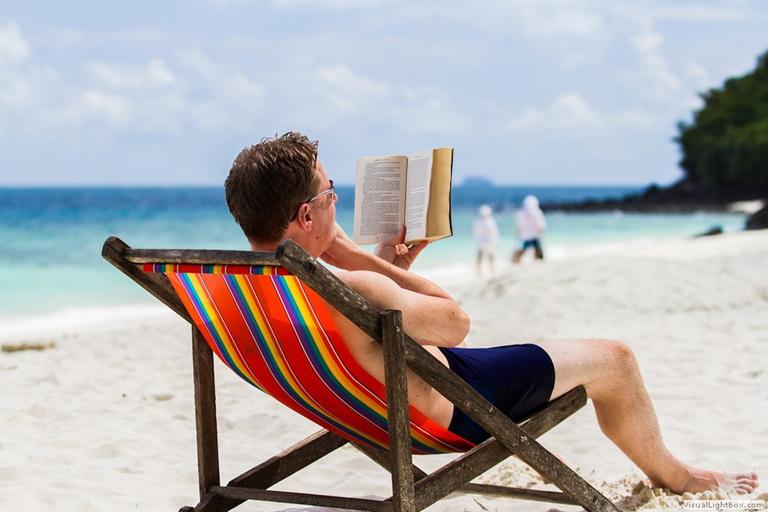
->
[0,186,749,320]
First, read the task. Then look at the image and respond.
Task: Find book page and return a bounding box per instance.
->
[352,155,407,244]
[403,149,432,243]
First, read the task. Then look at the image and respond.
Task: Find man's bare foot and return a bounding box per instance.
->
[651,466,759,495]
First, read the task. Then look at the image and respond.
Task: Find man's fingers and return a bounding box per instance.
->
[383,225,406,245]
[407,241,428,260]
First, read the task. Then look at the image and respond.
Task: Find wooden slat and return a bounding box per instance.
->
[192,327,220,498]
[184,430,350,512]
[357,386,586,508]
[227,429,347,489]
[101,237,191,321]
[210,486,390,512]
[521,385,587,436]
[412,386,586,509]
[123,247,278,266]
[277,239,382,338]
[401,340,616,511]
[382,310,416,511]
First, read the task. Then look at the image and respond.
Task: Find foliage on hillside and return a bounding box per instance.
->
[675,51,768,193]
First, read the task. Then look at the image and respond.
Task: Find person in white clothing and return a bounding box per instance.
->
[513,195,546,263]
[473,204,500,276]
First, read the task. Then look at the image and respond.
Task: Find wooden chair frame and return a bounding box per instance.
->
[102,236,619,512]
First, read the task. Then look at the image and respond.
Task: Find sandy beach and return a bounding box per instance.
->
[1,230,767,511]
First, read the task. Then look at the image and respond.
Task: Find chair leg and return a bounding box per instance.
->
[192,327,221,498]
[183,430,351,512]
[399,338,619,511]
[354,387,589,509]
[382,310,416,511]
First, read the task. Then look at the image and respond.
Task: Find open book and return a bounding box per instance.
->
[352,148,453,245]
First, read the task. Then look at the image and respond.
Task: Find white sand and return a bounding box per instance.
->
[2,230,767,511]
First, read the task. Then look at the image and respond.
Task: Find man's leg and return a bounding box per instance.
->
[538,338,758,495]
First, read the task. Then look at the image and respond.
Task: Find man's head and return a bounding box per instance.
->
[225,132,322,245]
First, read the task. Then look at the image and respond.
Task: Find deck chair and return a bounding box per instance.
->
[102,236,619,512]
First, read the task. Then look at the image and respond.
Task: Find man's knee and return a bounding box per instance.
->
[541,338,639,399]
[600,339,639,375]
[570,339,642,400]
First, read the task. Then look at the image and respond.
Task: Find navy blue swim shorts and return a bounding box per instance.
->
[521,238,542,251]
[438,344,555,445]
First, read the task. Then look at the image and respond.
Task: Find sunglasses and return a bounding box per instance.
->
[289,180,336,222]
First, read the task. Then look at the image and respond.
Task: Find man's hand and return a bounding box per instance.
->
[374,226,428,271]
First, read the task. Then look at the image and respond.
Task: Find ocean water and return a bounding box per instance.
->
[0,186,748,321]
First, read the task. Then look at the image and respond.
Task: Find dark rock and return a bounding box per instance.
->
[542,177,768,213]
[746,204,768,230]
[695,226,724,237]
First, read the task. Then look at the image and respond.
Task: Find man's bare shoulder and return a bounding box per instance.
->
[331,268,401,304]
[334,268,392,289]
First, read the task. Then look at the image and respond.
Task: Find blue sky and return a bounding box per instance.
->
[1,0,766,187]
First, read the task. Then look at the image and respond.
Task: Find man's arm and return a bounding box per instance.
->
[321,224,470,347]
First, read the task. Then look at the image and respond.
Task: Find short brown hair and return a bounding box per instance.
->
[225,132,319,244]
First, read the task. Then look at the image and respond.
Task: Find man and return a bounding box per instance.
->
[224,132,758,496]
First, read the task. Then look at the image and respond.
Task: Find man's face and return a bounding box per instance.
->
[309,159,338,250]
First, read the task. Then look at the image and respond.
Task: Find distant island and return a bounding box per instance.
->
[461,176,495,188]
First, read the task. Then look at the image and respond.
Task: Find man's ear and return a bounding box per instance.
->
[295,204,313,230]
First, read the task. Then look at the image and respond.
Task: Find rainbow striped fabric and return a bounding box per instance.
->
[144,263,473,454]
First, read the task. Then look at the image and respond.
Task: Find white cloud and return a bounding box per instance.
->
[205,0,382,7]
[388,85,469,134]
[313,64,391,112]
[508,92,602,131]
[272,0,383,7]
[507,92,655,132]
[283,63,391,128]
[63,89,135,128]
[176,48,267,129]
[279,63,469,135]
[185,70,266,130]
[0,72,42,108]
[614,17,683,106]
[177,49,266,104]
[48,28,85,46]
[224,73,267,103]
[176,48,210,73]
[0,21,30,66]
[0,48,268,137]
[55,59,189,134]
[517,3,604,38]
[58,86,190,135]
[683,61,711,85]
[85,58,176,89]
[652,5,748,21]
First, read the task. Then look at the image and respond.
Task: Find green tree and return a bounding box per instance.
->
[675,51,768,192]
